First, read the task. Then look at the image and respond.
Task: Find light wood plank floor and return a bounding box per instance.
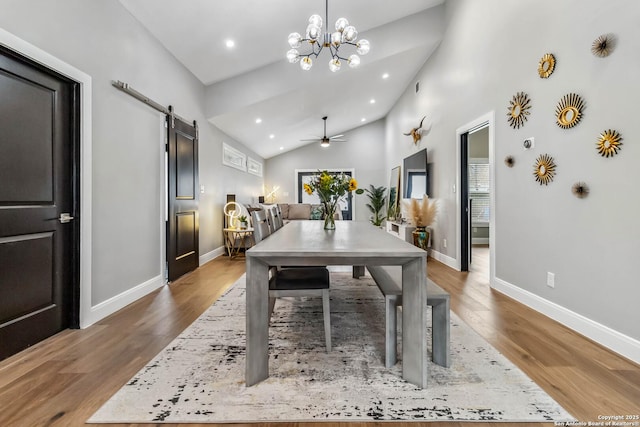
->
[1,250,638,427]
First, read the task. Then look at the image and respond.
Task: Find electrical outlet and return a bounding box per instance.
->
[200,185,205,194]
[547,272,555,288]
[443,239,447,248]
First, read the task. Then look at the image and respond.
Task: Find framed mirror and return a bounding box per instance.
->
[388,166,401,221]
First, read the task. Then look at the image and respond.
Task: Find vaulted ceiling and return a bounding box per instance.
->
[119,0,446,158]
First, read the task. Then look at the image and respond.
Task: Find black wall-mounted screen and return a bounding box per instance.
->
[403,149,428,199]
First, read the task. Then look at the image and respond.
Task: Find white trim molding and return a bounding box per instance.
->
[0,28,94,330]
[429,249,458,270]
[199,246,226,266]
[83,275,165,327]
[493,277,640,364]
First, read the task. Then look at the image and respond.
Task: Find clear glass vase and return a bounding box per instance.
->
[323,202,336,230]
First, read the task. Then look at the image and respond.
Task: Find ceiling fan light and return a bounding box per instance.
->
[300,56,313,71]
[308,14,323,29]
[288,32,302,48]
[348,54,360,68]
[320,139,330,147]
[343,26,358,42]
[335,17,349,32]
[329,58,341,72]
[356,39,370,55]
[331,31,342,48]
[286,49,300,63]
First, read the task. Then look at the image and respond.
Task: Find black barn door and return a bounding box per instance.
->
[0,47,79,360]
[166,116,199,282]
[460,131,470,272]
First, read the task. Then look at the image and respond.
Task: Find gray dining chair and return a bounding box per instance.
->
[250,210,332,351]
[268,205,283,232]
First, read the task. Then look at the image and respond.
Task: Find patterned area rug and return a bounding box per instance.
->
[89,273,573,423]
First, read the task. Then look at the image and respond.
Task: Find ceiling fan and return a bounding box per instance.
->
[300,116,347,148]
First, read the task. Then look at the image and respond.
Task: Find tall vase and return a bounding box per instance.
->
[323,201,336,230]
[412,226,429,250]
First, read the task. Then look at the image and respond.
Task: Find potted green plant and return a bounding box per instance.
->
[238,215,248,229]
[363,185,387,227]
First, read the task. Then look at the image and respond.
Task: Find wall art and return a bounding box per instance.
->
[591,33,616,58]
[403,116,426,145]
[222,142,247,171]
[247,157,263,177]
[538,53,556,78]
[571,182,589,199]
[533,153,556,185]
[507,92,531,129]
[555,93,585,129]
[504,155,515,168]
[596,129,623,157]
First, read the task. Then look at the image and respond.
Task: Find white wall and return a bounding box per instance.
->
[385,0,640,356]
[265,119,387,222]
[0,0,262,320]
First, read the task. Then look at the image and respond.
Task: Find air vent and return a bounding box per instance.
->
[415,81,420,93]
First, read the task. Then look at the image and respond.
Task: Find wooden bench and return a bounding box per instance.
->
[366,265,450,368]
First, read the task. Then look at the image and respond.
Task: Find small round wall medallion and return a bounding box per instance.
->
[591,33,616,58]
[507,92,531,129]
[533,154,556,186]
[596,129,623,157]
[538,53,556,78]
[556,93,585,129]
[504,155,515,168]
[572,182,590,199]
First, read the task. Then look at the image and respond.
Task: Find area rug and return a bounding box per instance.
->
[89,273,574,423]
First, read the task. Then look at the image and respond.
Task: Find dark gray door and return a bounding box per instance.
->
[166,117,199,282]
[0,47,79,360]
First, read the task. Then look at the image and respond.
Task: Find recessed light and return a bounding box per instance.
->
[382,73,389,79]
[361,118,366,122]
[370,99,376,104]
[279,146,284,150]
[269,134,275,139]
[225,39,235,49]
[255,118,262,124]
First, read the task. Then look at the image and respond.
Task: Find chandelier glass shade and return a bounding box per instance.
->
[287,0,370,72]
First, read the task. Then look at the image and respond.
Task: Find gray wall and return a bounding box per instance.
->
[0,0,263,306]
[385,0,639,340]
[265,119,386,222]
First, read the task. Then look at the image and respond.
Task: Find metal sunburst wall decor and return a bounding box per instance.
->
[596,129,623,157]
[591,33,616,58]
[572,182,590,199]
[507,92,531,129]
[538,53,556,78]
[533,154,556,186]
[556,93,585,129]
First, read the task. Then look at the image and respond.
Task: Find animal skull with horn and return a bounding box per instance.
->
[404,116,426,145]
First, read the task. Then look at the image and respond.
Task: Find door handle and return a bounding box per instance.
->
[59,213,74,223]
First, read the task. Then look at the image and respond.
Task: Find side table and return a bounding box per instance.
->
[223,227,254,259]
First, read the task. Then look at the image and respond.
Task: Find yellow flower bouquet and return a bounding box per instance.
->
[304,170,360,229]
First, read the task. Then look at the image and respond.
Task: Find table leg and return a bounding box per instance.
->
[402,257,428,388]
[245,256,270,386]
[352,265,365,278]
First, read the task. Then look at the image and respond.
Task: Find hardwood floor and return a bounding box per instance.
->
[1,250,638,427]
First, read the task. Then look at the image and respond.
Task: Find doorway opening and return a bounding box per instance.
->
[456,113,494,283]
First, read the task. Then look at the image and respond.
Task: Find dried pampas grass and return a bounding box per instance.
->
[403,196,437,227]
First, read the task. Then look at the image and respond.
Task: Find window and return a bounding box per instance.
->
[469,159,490,224]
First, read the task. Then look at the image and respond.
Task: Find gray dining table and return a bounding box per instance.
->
[245,220,429,388]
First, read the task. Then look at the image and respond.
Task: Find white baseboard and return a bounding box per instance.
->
[493,277,640,364]
[81,274,165,328]
[200,246,226,265]
[429,249,458,270]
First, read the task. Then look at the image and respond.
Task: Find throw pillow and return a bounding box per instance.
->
[277,203,289,220]
[310,205,323,220]
[288,203,311,220]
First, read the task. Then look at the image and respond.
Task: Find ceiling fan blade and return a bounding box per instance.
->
[329,134,344,139]
[331,139,347,142]
[300,139,321,142]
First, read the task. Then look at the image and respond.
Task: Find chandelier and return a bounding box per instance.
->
[286,0,370,72]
